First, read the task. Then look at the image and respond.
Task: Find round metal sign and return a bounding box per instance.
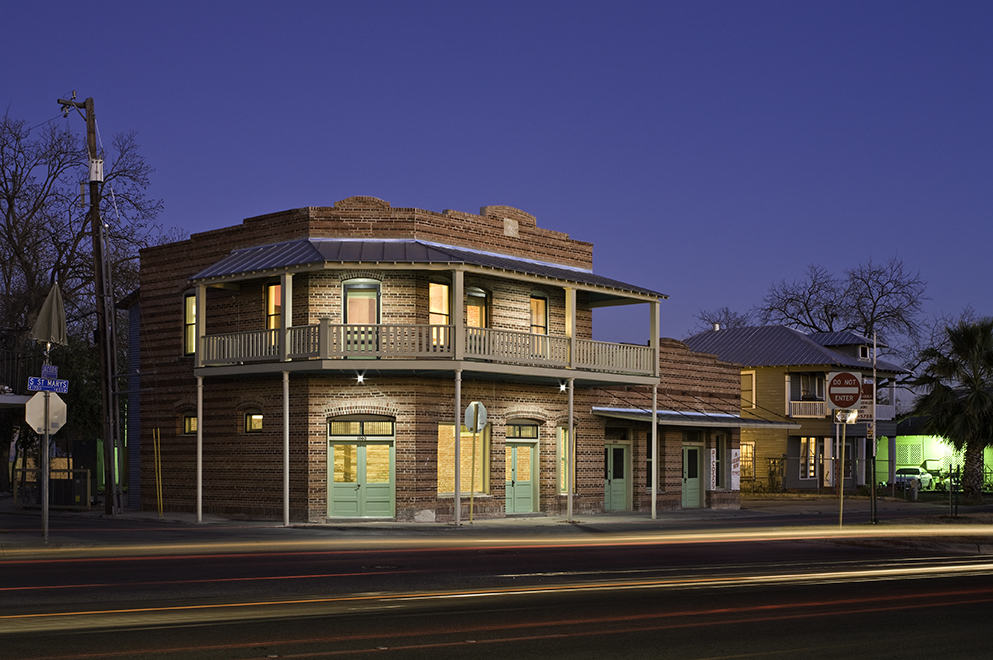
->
[827,371,861,410]
[464,401,487,432]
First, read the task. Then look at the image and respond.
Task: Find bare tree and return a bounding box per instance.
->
[759,258,926,352]
[0,112,165,493]
[692,306,756,334]
[0,114,164,343]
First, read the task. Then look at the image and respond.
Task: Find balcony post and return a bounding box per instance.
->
[650,299,660,378]
[565,287,576,369]
[279,272,293,362]
[319,318,331,359]
[453,270,464,361]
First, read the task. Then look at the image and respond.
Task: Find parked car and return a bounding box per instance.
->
[892,467,933,490]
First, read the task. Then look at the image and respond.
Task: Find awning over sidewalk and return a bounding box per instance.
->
[0,393,31,409]
[592,406,801,430]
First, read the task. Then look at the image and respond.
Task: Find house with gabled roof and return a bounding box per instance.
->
[684,326,904,492]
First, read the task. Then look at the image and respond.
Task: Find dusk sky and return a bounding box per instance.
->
[5,1,991,345]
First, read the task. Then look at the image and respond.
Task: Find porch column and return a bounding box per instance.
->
[196,375,203,523]
[567,377,575,523]
[652,384,658,520]
[454,368,462,526]
[453,270,464,361]
[649,299,660,378]
[283,370,290,526]
[279,272,293,362]
[565,287,576,369]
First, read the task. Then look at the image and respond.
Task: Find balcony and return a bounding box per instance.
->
[201,323,656,377]
[790,400,827,418]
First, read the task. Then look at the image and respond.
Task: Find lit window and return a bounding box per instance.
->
[266,283,281,330]
[506,421,538,439]
[557,427,576,494]
[741,442,755,480]
[343,280,380,324]
[530,294,548,335]
[467,287,489,328]
[800,437,817,479]
[183,293,196,356]
[246,412,263,433]
[437,423,490,495]
[429,282,450,346]
[183,415,197,435]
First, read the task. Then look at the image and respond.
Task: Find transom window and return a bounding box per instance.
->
[329,419,395,436]
[507,420,539,439]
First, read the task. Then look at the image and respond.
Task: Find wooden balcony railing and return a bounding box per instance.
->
[789,400,827,418]
[201,323,655,376]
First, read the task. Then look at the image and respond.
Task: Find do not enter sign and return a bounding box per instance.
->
[827,371,862,410]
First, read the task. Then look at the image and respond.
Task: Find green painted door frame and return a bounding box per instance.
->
[682,445,702,508]
[329,441,395,517]
[505,443,536,513]
[604,444,630,510]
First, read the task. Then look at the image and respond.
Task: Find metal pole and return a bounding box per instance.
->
[454,369,461,527]
[567,378,574,523]
[651,384,658,520]
[42,391,50,541]
[196,375,203,523]
[839,420,847,527]
[871,333,878,524]
[283,371,290,527]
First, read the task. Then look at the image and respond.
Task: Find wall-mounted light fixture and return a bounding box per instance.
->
[356,373,365,385]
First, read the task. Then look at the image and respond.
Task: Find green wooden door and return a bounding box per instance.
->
[604,444,629,510]
[505,444,535,513]
[329,442,394,517]
[682,446,701,508]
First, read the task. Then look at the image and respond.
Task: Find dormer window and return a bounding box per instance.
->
[860,345,870,360]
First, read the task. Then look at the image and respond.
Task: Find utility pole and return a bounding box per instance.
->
[58,93,122,515]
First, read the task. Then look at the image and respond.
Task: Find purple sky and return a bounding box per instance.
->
[5,1,991,344]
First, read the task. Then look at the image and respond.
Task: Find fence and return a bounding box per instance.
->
[12,469,92,510]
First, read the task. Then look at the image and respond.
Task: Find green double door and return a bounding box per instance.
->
[505,444,536,513]
[329,442,394,517]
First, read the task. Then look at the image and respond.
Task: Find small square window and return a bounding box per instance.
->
[183,415,197,434]
[245,412,263,433]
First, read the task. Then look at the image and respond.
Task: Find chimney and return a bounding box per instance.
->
[713,323,721,331]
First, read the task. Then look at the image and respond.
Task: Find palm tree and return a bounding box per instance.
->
[909,318,993,503]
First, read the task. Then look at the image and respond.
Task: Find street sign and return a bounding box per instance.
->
[827,371,861,410]
[27,377,69,394]
[464,401,487,432]
[41,364,58,379]
[25,392,67,435]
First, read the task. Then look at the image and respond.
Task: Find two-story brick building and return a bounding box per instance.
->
[129,197,758,522]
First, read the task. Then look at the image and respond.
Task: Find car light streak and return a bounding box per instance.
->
[3,523,992,562]
[3,558,992,635]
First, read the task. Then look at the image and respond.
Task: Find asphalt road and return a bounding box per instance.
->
[2,497,993,659]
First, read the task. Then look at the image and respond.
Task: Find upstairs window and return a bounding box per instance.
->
[183,293,197,355]
[530,293,548,335]
[344,280,380,325]
[466,287,489,328]
[741,371,756,409]
[429,282,450,326]
[266,283,281,330]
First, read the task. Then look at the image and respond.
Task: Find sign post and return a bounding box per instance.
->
[25,389,68,541]
[828,371,861,527]
[463,402,487,524]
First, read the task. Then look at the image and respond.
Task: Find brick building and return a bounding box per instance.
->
[130,197,755,522]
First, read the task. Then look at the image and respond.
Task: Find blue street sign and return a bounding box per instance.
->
[42,364,58,379]
[28,377,69,394]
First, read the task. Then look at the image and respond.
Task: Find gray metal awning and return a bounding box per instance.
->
[592,406,801,430]
[191,238,666,303]
[0,394,32,409]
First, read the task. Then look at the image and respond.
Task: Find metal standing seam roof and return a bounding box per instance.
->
[591,406,800,429]
[190,238,667,298]
[683,326,905,373]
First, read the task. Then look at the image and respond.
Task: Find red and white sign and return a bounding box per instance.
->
[827,371,862,410]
